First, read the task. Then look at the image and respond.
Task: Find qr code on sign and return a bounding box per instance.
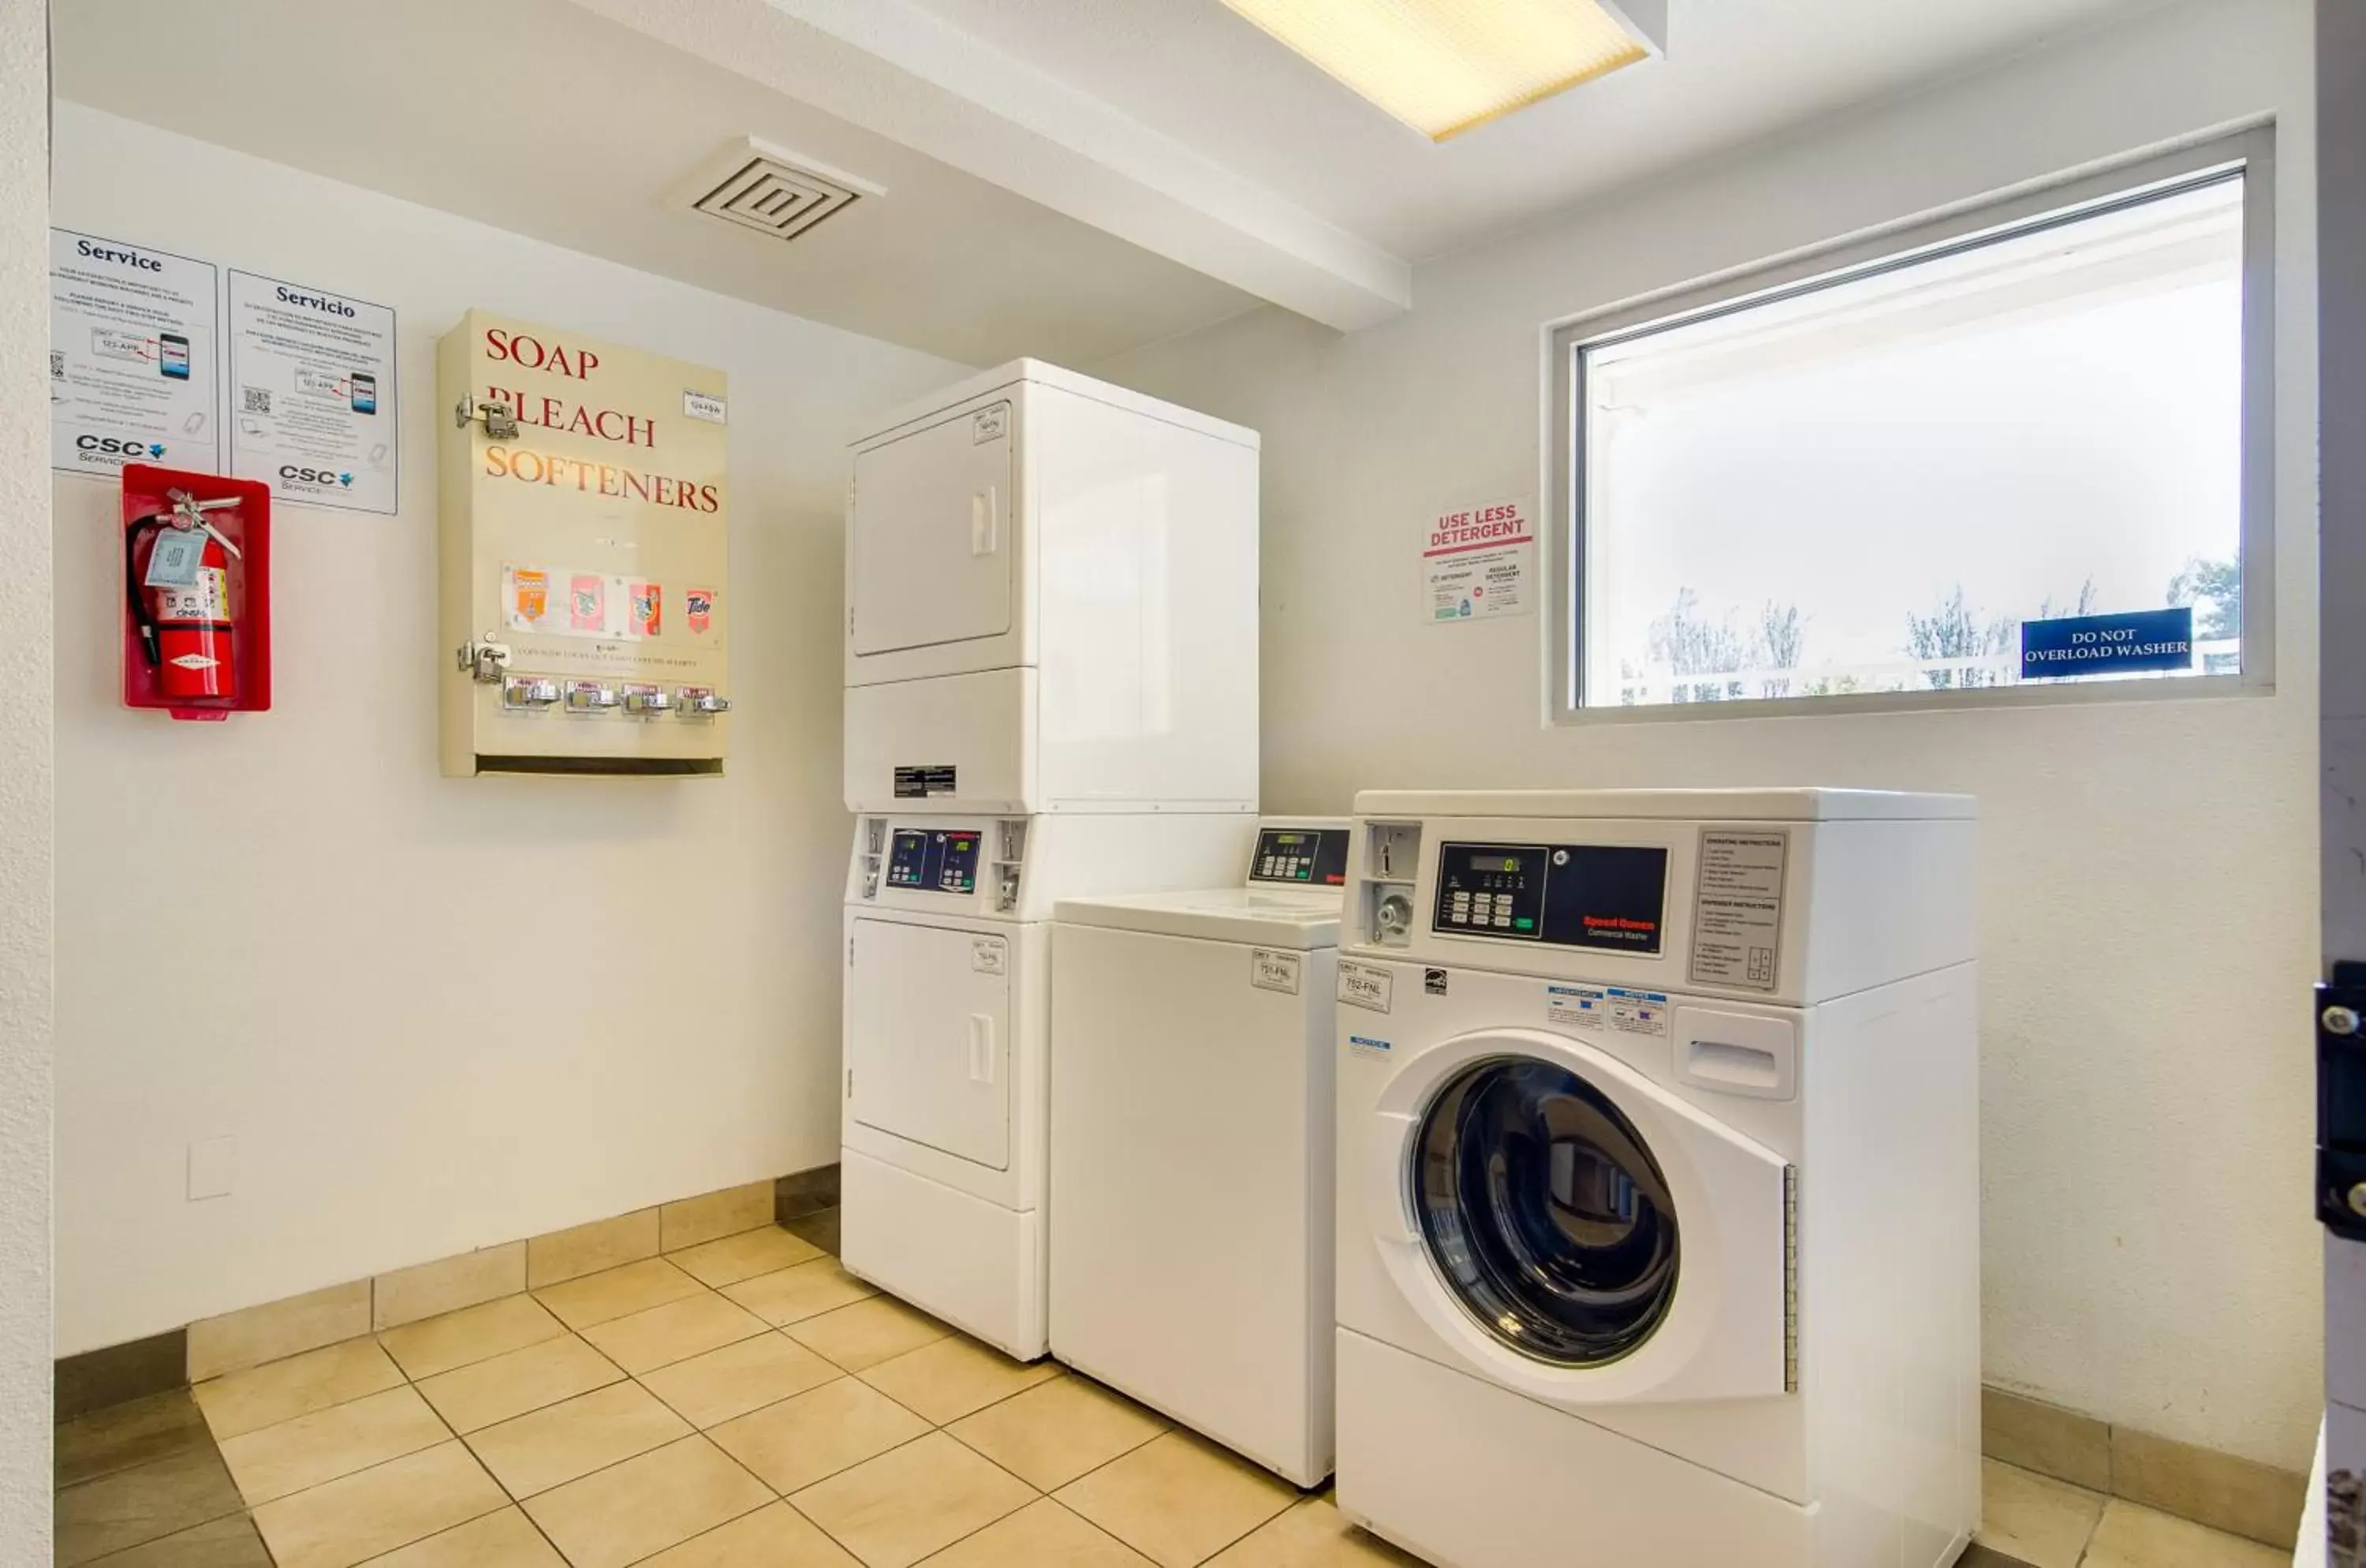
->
[49,352,63,379]
[241,386,271,415]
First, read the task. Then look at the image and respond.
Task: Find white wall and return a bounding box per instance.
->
[0,2,52,1558]
[1099,0,2323,1470]
[50,104,965,1355]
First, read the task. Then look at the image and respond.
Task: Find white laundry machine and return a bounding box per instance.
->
[1049,818,1352,1487]
[1334,790,1980,1568]
[841,362,1261,1362]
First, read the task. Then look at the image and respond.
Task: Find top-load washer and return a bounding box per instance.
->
[1332,790,1980,1568]
[1049,819,1351,1486]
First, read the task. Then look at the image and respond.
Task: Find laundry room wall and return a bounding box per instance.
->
[48,103,968,1356]
[1098,0,2323,1473]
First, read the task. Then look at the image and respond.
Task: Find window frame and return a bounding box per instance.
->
[1546,125,2277,724]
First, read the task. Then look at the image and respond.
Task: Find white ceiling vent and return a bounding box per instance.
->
[680,138,884,244]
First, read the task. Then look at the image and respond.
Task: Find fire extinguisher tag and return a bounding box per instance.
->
[143,528,207,589]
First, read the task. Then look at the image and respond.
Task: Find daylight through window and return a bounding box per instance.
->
[1567,159,2256,711]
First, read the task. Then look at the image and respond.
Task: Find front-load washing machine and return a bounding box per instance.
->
[1334,790,1980,1568]
[1049,818,1351,1486]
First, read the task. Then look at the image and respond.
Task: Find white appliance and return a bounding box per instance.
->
[841,363,1260,1362]
[1334,790,1980,1568]
[1050,819,1352,1487]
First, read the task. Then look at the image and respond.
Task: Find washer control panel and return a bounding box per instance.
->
[1248,826,1349,887]
[886,827,984,894]
[1433,840,1669,954]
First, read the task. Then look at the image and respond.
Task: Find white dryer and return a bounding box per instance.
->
[1050,819,1351,1487]
[1334,790,1980,1568]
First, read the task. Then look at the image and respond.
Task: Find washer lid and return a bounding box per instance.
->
[1054,887,1342,950]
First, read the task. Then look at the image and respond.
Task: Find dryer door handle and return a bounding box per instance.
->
[966,1014,998,1085]
[1368,1111,1418,1243]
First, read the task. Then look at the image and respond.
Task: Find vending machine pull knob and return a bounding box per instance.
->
[502,676,560,708]
[681,689,731,715]
[565,682,620,712]
[625,688,677,715]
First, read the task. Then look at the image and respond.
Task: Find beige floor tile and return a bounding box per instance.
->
[249,1440,507,1568]
[61,1512,274,1568]
[192,1337,406,1443]
[363,1506,566,1566]
[724,1259,878,1327]
[709,1376,929,1495]
[946,1376,1167,1491]
[786,1295,954,1372]
[640,1332,844,1428]
[858,1335,1062,1425]
[580,1290,770,1374]
[1205,1497,1426,1566]
[374,1245,528,1332]
[58,1388,218,1490]
[532,1256,704,1330]
[188,1280,375,1381]
[415,1334,625,1434]
[523,1435,772,1568]
[1975,1458,2106,1568]
[640,1500,860,1566]
[662,1183,779,1254]
[379,1294,567,1382]
[919,1496,1156,1567]
[218,1383,452,1505]
[2081,1499,2291,1568]
[56,1443,247,1566]
[463,1379,692,1498]
[789,1431,1036,1568]
[526,1208,661,1289]
[670,1226,829,1288]
[1057,1432,1299,1568]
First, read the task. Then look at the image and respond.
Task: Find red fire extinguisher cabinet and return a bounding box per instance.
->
[120,464,273,720]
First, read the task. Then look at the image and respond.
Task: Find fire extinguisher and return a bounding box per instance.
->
[126,492,244,703]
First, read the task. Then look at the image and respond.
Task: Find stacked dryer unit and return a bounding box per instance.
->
[1332,789,1980,1568]
[840,360,1260,1362]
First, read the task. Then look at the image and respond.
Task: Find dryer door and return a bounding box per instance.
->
[1366,1027,1789,1408]
[848,918,1012,1170]
[850,407,1017,659]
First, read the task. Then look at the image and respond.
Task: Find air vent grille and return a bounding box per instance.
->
[682,139,882,244]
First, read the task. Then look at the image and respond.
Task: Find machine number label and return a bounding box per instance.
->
[1689,829,1788,991]
[1249,948,1301,995]
[1338,961,1393,1014]
[971,937,1006,975]
[972,403,1009,443]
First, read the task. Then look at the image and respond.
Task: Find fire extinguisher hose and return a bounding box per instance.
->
[124,512,170,670]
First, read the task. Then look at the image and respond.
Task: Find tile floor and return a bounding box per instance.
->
[51,1208,2297,1568]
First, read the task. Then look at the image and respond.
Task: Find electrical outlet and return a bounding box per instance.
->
[188,1137,235,1201]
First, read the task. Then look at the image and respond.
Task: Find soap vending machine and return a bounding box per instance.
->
[840,360,1262,1359]
[438,309,731,776]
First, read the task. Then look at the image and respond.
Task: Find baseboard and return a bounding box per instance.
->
[1983,1384,2310,1548]
[55,1163,842,1408]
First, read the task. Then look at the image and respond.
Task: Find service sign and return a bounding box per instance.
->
[437,310,730,775]
[228,270,399,515]
[49,229,220,476]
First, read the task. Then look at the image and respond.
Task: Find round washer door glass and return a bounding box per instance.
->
[1413,1057,1679,1366]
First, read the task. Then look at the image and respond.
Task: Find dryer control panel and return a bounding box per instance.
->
[887,827,985,894]
[1432,840,1669,954]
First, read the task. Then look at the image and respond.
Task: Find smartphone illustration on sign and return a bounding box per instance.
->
[159,334,190,380]
[350,371,377,415]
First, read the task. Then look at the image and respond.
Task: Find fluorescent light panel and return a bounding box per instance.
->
[1219,0,1666,142]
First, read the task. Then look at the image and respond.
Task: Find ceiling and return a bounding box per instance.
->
[54,0,2185,365]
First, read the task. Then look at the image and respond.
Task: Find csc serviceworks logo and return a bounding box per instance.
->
[75,433,164,461]
[278,464,354,490]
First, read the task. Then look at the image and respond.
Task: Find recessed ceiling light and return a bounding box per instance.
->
[1218,0,1667,142]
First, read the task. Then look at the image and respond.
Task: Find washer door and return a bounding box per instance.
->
[1414,1058,1680,1368]
[1368,1027,1789,1408]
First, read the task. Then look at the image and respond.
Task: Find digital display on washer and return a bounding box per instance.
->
[1432,841,1669,953]
[886,827,984,894]
[1249,827,1349,886]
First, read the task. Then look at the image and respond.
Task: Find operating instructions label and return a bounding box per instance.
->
[1689,829,1787,991]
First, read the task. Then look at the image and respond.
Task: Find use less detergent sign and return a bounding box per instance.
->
[1424,496,1535,623]
[2021,606,2195,679]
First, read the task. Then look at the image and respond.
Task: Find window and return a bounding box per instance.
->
[1551,132,2272,716]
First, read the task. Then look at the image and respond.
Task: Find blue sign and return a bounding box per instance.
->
[2021,606,2194,679]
